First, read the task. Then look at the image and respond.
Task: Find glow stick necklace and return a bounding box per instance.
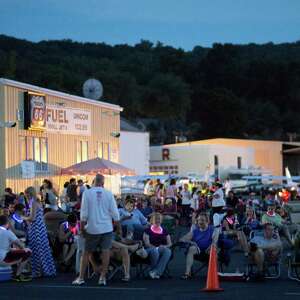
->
[150,225,163,234]
[12,213,23,224]
[267,211,275,217]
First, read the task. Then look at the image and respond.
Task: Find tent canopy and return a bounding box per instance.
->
[61,157,135,176]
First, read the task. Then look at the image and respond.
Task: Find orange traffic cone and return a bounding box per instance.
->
[202,245,223,292]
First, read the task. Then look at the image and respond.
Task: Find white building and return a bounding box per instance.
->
[120,119,150,175]
[150,143,255,180]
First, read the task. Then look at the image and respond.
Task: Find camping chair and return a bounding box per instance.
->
[86,246,140,281]
[106,257,125,281]
[287,252,300,282]
[247,230,282,279]
[131,244,176,279]
[162,217,177,241]
[131,253,151,278]
[287,230,300,282]
[0,259,23,282]
[176,242,225,277]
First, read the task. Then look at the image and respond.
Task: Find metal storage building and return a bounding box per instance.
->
[0,78,122,194]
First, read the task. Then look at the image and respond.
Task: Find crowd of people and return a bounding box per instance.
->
[1,175,300,285]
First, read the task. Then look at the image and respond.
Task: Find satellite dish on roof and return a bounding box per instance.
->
[83,78,103,100]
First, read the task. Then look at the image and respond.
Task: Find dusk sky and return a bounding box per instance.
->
[0,0,299,50]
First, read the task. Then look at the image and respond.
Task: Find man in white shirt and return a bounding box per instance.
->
[0,215,31,281]
[72,174,121,286]
[249,223,282,279]
[180,184,192,225]
[211,190,226,246]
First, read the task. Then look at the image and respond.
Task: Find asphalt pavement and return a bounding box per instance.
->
[1,246,299,300]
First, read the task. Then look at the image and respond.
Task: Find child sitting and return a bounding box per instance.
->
[9,204,27,239]
[58,214,79,270]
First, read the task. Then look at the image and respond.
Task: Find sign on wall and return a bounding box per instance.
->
[46,105,91,136]
[21,160,35,179]
[24,92,46,131]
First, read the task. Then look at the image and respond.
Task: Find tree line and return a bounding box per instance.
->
[1,34,300,144]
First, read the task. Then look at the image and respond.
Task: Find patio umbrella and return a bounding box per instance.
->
[61,157,135,176]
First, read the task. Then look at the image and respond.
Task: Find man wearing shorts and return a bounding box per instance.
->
[249,223,282,279]
[72,174,121,286]
[0,215,31,281]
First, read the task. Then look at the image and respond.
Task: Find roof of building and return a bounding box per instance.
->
[0,78,123,111]
[159,138,300,148]
[121,118,146,133]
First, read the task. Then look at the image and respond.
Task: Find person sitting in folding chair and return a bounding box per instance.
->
[0,215,32,282]
[248,223,282,280]
[119,198,148,240]
[222,208,249,256]
[143,213,172,279]
[179,212,215,279]
[287,229,300,281]
[58,213,79,271]
[110,233,147,282]
[261,202,294,247]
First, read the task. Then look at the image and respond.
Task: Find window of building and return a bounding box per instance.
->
[97,142,103,159]
[20,136,27,161]
[27,137,33,160]
[33,137,41,163]
[82,141,88,162]
[77,141,88,163]
[237,156,242,169]
[103,143,110,160]
[35,137,48,172]
[40,138,48,171]
[20,136,48,172]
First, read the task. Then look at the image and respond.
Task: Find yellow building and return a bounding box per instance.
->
[0,78,122,194]
[162,138,300,177]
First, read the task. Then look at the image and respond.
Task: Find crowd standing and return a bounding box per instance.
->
[0,175,300,284]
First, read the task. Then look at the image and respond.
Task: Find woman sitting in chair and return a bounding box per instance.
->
[180,212,215,279]
[222,208,249,256]
[109,223,147,282]
[242,206,261,236]
[143,213,172,279]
